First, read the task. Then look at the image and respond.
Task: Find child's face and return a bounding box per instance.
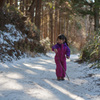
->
[57,39,65,44]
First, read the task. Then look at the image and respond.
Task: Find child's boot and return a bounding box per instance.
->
[61,77,65,81]
[57,77,61,81]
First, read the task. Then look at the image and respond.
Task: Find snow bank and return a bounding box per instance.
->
[0,24,25,62]
[1,24,23,44]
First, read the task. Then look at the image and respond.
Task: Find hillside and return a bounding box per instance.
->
[0,5,45,62]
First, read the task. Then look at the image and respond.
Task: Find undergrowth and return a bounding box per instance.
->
[80,31,100,68]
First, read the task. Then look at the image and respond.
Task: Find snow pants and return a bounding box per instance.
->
[55,57,67,78]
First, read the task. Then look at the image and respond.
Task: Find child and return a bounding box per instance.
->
[52,34,70,81]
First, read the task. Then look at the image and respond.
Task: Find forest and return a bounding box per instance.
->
[0,0,100,65]
[0,0,100,100]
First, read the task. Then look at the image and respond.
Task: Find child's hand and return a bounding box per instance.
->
[54,49,58,53]
[67,56,70,59]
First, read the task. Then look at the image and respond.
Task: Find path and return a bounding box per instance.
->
[0,53,100,100]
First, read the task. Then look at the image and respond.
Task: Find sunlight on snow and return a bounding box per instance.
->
[25,69,37,75]
[45,80,85,100]
[1,79,23,90]
[31,66,46,71]
[6,73,23,79]
[23,63,46,71]
[23,63,33,68]
[12,65,21,69]
[26,83,58,100]
[0,63,9,68]
[0,72,23,90]
[93,74,100,78]
[40,58,54,63]
[3,81,23,90]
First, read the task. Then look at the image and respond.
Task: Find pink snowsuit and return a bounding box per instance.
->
[52,43,70,78]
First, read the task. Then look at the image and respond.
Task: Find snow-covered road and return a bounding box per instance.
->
[0,53,100,100]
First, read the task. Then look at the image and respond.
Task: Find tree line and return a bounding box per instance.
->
[0,0,99,48]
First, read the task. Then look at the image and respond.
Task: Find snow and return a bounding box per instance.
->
[0,24,26,62]
[0,53,100,100]
[1,24,23,44]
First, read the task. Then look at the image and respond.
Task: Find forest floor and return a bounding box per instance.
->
[0,53,100,100]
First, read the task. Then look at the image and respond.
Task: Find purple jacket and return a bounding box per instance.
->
[52,43,70,60]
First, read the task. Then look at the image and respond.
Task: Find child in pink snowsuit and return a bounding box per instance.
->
[52,34,70,80]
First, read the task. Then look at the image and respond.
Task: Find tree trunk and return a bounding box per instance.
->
[26,0,29,15]
[35,0,42,30]
[66,17,69,38]
[15,0,18,7]
[22,0,25,13]
[0,0,6,9]
[44,10,48,38]
[58,10,60,35]
[54,1,58,44]
[94,0,99,32]
[29,0,36,22]
[49,8,53,45]
[64,17,66,35]
[40,5,44,39]
[7,0,10,3]
[10,0,13,5]
[89,15,92,33]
